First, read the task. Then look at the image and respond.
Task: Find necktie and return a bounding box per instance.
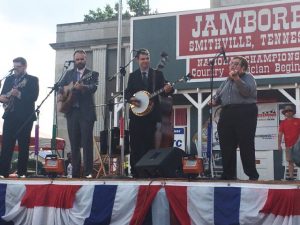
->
[142,72,148,88]
[77,71,81,81]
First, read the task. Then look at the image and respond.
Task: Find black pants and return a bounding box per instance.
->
[217,104,259,180]
[67,109,94,177]
[0,117,33,177]
[129,118,156,177]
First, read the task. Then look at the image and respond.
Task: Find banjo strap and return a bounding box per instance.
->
[152,69,156,92]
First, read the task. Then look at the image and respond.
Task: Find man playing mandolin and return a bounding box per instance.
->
[125,48,173,178]
[0,57,39,178]
[58,49,99,178]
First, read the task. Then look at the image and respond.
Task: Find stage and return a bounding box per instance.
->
[0,178,299,225]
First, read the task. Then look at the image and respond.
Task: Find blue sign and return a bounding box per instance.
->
[173,127,186,150]
[174,128,184,134]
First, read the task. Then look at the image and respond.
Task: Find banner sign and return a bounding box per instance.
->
[188,50,300,81]
[177,1,300,81]
[178,1,300,57]
[173,127,186,151]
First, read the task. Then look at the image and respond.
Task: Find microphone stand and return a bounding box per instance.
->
[15,62,72,176]
[118,56,136,176]
[0,70,14,88]
[207,49,227,178]
[102,94,122,176]
[51,61,73,154]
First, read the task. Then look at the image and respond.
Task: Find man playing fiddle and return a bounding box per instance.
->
[209,56,259,181]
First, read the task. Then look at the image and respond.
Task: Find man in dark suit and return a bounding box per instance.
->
[125,48,173,177]
[0,57,39,178]
[59,49,98,178]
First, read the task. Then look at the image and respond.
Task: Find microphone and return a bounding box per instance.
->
[220,47,227,63]
[64,60,74,68]
[133,49,140,58]
[160,51,168,63]
[8,68,15,73]
[160,51,168,58]
[157,51,169,69]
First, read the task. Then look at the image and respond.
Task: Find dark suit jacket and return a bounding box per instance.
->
[125,68,169,123]
[1,74,39,121]
[60,68,99,122]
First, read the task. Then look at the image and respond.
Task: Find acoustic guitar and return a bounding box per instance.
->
[3,78,27,112]
[57,71,93,113]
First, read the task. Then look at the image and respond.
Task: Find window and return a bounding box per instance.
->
[173,108,187,126]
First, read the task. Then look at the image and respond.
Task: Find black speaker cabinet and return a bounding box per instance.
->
[135,147,185,178]
[100,128,129,155]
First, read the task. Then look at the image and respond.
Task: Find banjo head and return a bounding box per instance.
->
[130,90,151,116]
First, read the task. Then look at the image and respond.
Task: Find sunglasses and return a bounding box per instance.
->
[284,110,294,113]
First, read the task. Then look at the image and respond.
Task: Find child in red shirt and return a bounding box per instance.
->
[278,105,300,180]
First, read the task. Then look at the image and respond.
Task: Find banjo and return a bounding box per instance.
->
[130,73,191,116]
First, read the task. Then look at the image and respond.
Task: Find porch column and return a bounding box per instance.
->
[91,45,107,134]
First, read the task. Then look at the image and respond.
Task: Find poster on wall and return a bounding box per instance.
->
[255,127,278,150]
[173,127,186,151]
[257,103,278,127]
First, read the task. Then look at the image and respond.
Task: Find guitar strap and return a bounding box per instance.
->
[13,74,26,88]
[79,70,92,83]
[80,70,88,80]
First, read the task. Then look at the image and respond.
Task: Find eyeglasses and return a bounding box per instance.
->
[229,62,240,66]
[13,65,25,69]
[285,110,294,113]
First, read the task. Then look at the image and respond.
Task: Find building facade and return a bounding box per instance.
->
[50,19,130,152]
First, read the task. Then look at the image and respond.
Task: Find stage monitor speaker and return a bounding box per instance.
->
[135,147,185,178]
[100,128,129,155]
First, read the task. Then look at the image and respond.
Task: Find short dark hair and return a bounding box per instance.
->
[233,56,248,71]
[13,57,27,66]
[136,48,150,58]
[73,49,87,57]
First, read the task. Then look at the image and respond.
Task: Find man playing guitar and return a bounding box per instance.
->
[0,57,39,178]
[58,49,99,178]
[125,48,173,178]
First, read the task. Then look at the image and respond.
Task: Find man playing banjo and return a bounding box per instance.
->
[125,48,173,178]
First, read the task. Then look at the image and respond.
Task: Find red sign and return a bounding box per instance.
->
[189,50,300,80]
[178,1,300,58]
